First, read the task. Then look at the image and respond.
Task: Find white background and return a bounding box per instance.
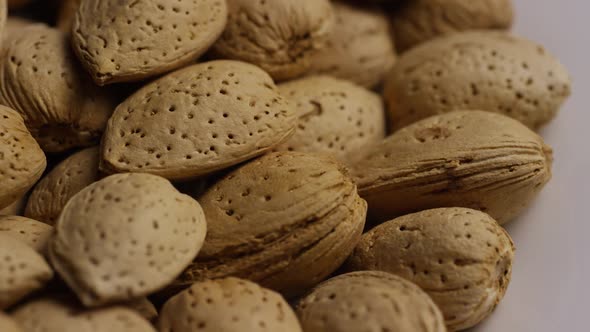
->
[472,0,589,330]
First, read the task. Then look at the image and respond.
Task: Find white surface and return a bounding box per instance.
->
[472,0,589,330]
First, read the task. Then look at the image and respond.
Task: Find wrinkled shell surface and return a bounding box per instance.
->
[297,271,446,332]
[159,278,302,332]
[385,31,571,129]
[347,208,515,331]
[353,111,552,224]
[49,173,207,306]
[0,216,53,254]
[101,60,297,180]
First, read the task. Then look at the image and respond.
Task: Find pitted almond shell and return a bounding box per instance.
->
[0,216,53,254]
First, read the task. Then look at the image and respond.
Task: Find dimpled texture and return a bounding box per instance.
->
[211,0,334,81]
[72,0,227,85]
[385,31,571,130]
[26,147,101,225]
[352,111,552,224]
[0,216,53,254]
[174,152,367,298]
[308,2,396,88]
[393,0,514,52]
[12,296,156,332]
[297,271,446,332]
[347,208,515,331]
[159,277,302,332]
[0,26,116,153]
[48,173,207,307]
[101,60,297,180]
[0,312,23,332]
[277,76,385,162]
[0,106,46,210]
[0,234,53,309]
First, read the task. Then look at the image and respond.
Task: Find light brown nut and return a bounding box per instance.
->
[0,0,5,37]
[0,234,53,309]
[0,195,26,216]
[393,0,514,52]
[25,147,101,225]
[352,111,553,224]
[48,173,207,307]
[385,31,572,130]
[211,0,334,81]
[0,106,46,210]
[72,0,227,85]
[56,0,79,33]
[347,208,515,331]
[308,2,396,88]
[0,216,53,254]
[0,312,23,332]
[276,76,385,162]
[12,296,156,332]
[173,152,367,298]
[0,25,116,153]
[297,271,446,332]
[100,60,297,181]
[159,277,302,332]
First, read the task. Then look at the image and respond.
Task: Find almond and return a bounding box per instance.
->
[0,215,53,254]
[0,312,23,332]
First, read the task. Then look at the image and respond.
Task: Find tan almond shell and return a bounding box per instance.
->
[211,0,334,81]
[392,0,514,52]
[11,296,156,332]
[308,2,396,88]
[0,0,5,37]
[56,0,79,33]
[0,106,46,210]
[0,25,116,153]
[352,111,552,225]
[100,60,297,181]
[0,216,53,254]
[159,277,302,332]
[0,312,23,332]
[0,234,53,310]
[25,147,101,225]
[384,31,571,130]
[72,0,227,85]
[173,152,367,298]
[297,271,446,332]
[48,173,207,307]
[0,196,26,215]
[347,208,515,331]
[276,76,386,162]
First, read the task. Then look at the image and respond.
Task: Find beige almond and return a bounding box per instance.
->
[0,234,53,309]
[0,216,53,254]
[0,195,26,216]
[385,31,571,129]
[297,271,446,332]
[159,277,302,332]
[211,0,334,81]
[347,208,515,331]
[49,173,207,307]
[173,152,367,298]
[72,0,227,85]
[308,2,396,88]
[101,60,297,181]
[25,147,101,225]
[393,0,514,52]
[0,25,116,152]
[0,312,23,332]
[0,106,46,210]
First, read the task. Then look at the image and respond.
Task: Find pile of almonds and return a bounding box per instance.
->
[0,0,571,331]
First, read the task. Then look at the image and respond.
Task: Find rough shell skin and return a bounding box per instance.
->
[308,2,396,88]
[48,173,207,307]
[276,76,385,162]
[0,106,46,210]
[211,0,334,81]
[0,312,23,332]
[72,0,228,85]
[347,208,515,331]
[0,25,116,152]
[352,111,553,225]
[0,234,53,310]
[385,31,571,130]
[297,271,446,332]
[11,296,156,332]
[0,215,53,254]
[25,147,101,225]
[173,152,367,298]
[159,278,302,332]
[101,60,297,181]
[393,0,514,52]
